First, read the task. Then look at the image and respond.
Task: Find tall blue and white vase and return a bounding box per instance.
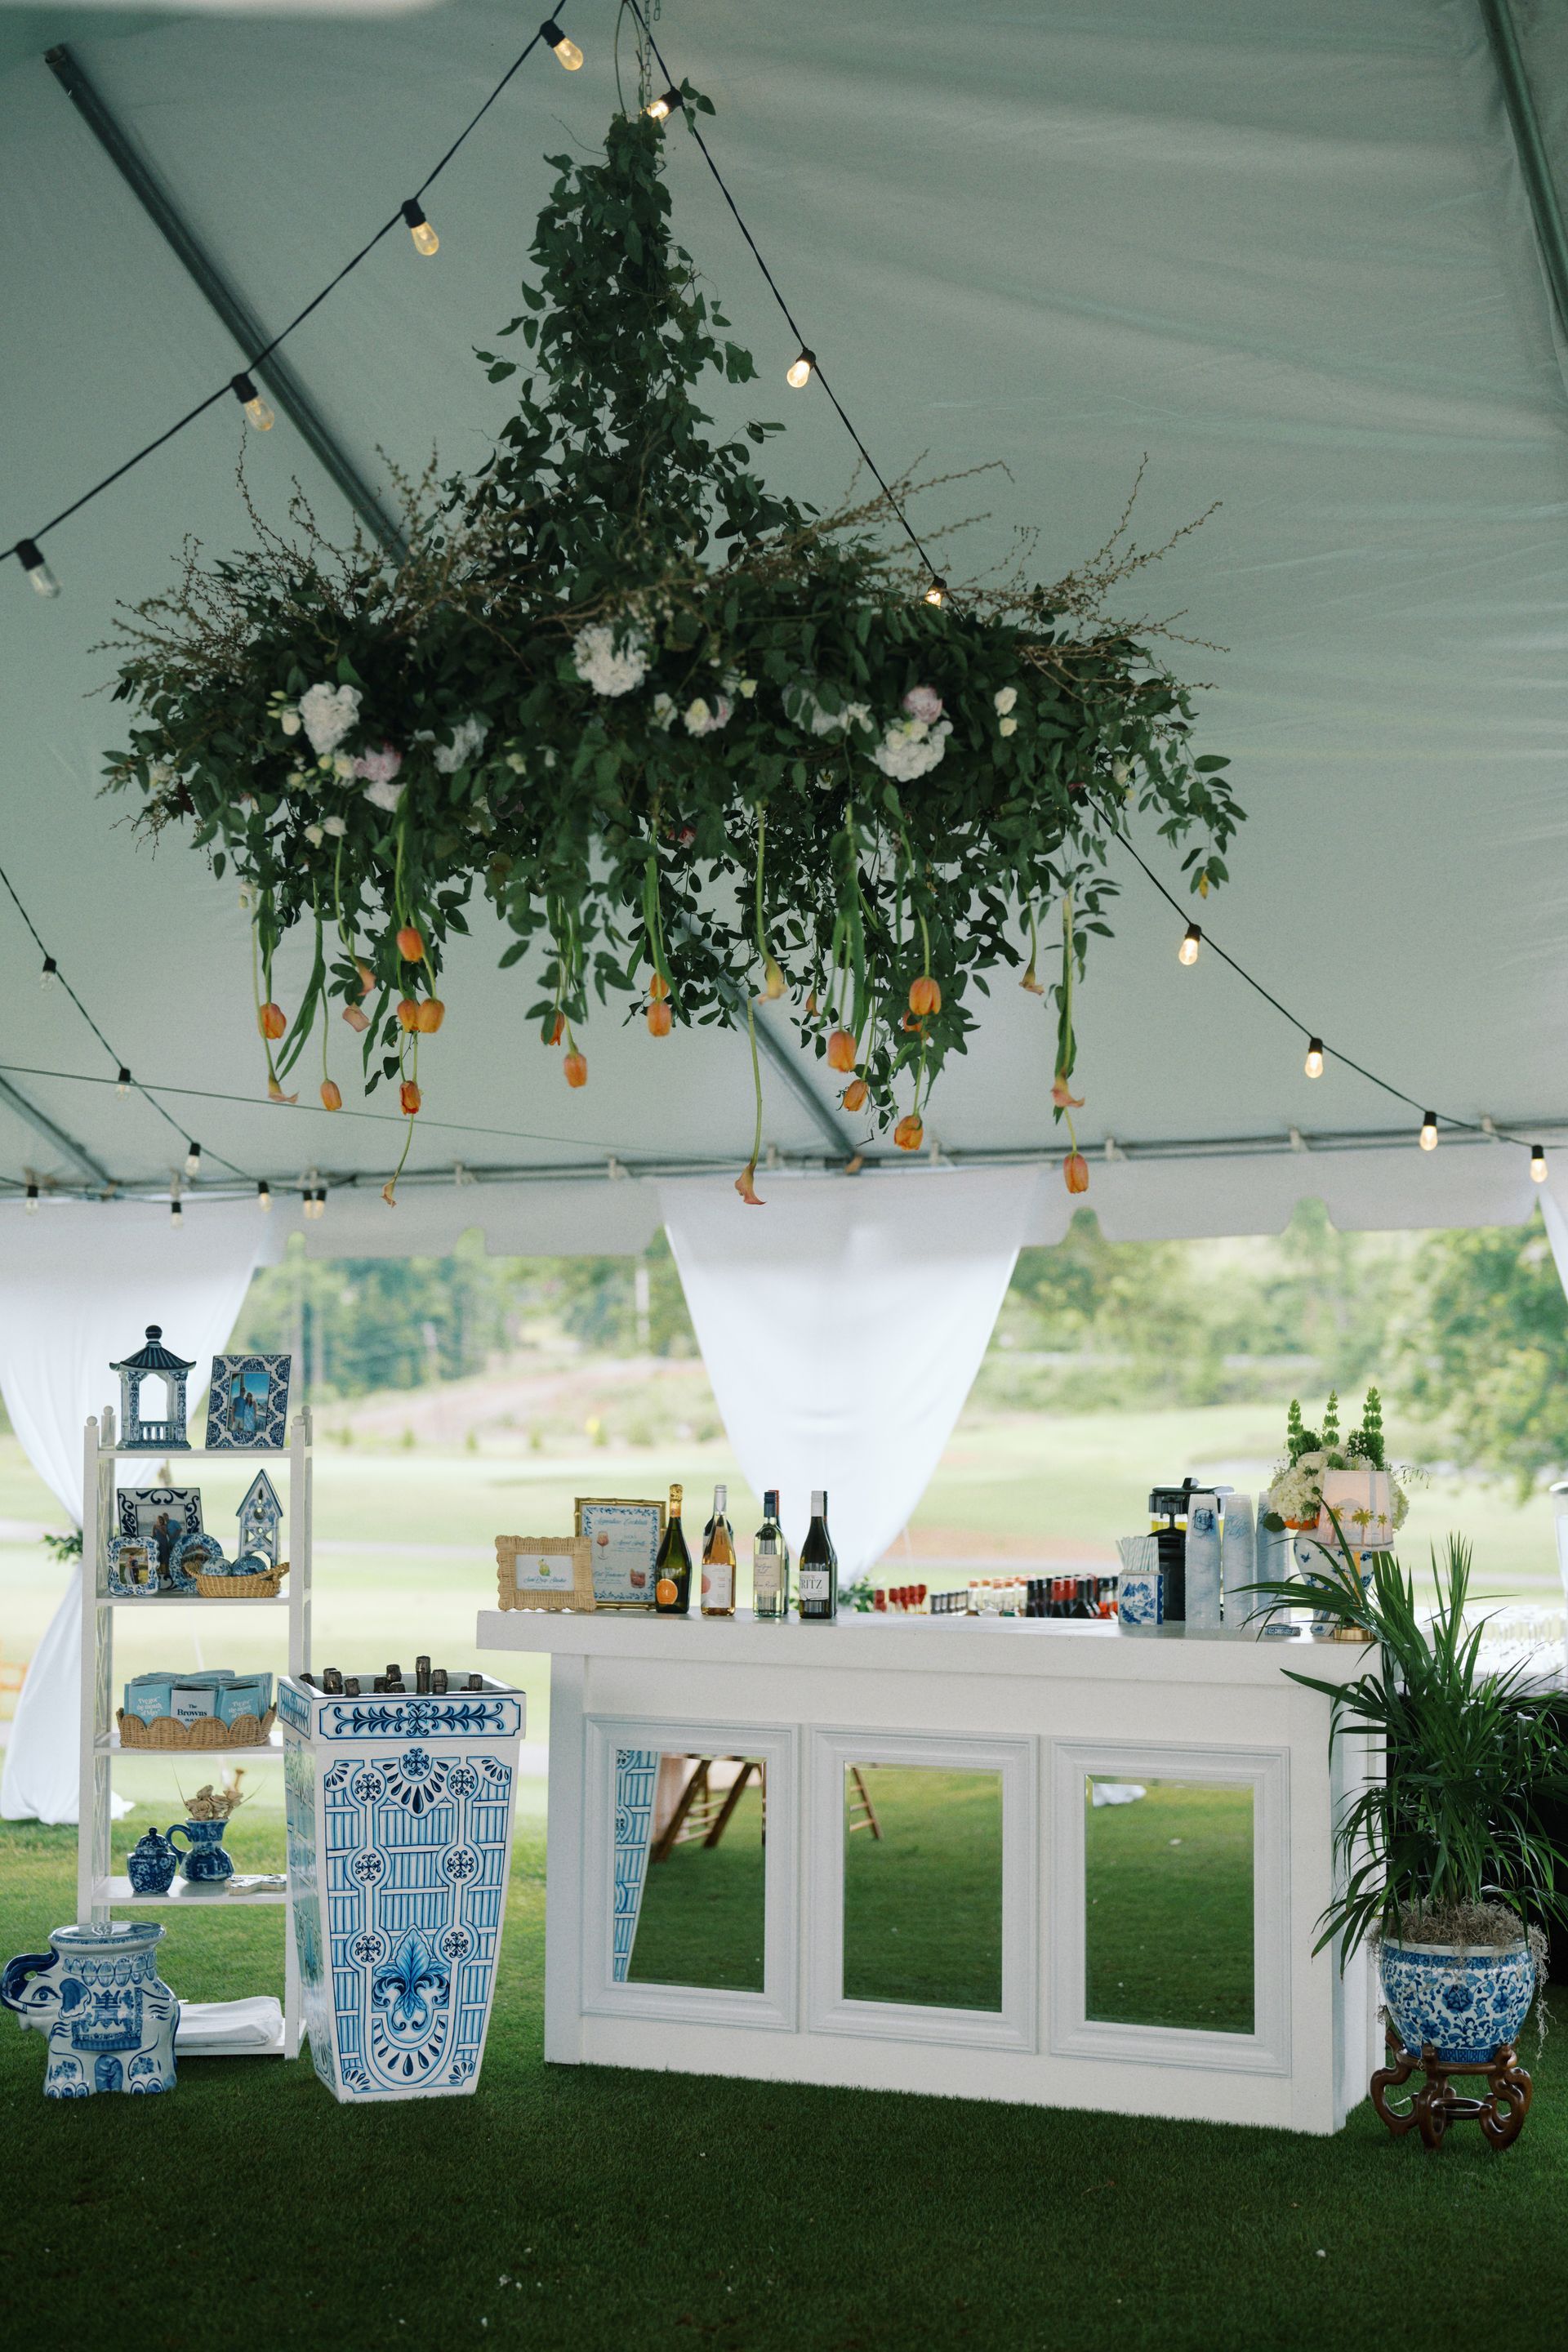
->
[278,1672,525,2104]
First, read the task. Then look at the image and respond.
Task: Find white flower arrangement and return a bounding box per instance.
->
[1263,1446,1410,1535]
[572,621,650,697]
[871,713,953,783]
[298,681,363,758]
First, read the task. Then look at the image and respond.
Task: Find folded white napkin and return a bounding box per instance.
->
[175,1996,283,2052]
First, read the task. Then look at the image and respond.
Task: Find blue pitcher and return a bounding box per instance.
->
[2,1921,179,2096]
[126,1825,180,1896]
[168,1819,234,1887]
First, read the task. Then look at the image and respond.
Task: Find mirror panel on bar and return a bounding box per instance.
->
[1083,1775,1254,2034]
[616,1751,767,1994]
[842,1764,1004,2012]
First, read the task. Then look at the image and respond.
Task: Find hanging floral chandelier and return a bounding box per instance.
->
[106,96,1241,1203]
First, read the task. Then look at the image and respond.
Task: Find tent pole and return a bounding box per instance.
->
[42,43,406,559]
[1477,0,1568,355]
[0,1072,114,1189]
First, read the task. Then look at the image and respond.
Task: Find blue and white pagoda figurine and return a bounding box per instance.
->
[110,1327,194,1453]
[237,1470,283,1567]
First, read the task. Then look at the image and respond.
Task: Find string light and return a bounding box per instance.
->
[116,1067,131,1096]
[645,87,684,122]
[924,577,947,608]
[541,18,583,69]
[39,956,57,990]
[401,198,439,256]
[230,372,274,432]
[16,539,59,599]
[170,1186,183,1228]
[1178,923,1202,967]
[184,1139,202,1179]
[786,347,816,390]
[257,1178,272,1212]
[1303,1036,1325,1079]
[24,1183,38,1215]
[1531,1145,1548,1183]
[1419,1111,1438,1152]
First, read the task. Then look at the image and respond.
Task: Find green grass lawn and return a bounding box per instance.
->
[5,1811,1568,2352]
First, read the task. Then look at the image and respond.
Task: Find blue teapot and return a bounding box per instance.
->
[2,1921,179,2096]
[168,1818,234,1886]
[126,1825,180,1896]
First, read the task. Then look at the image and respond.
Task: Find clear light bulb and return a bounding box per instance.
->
[230,372,274,430]
[542,20,583,69]
[40,956,57,990]
[1178,923,1201,967]
[1531,1145,1548,1183]
[924,577,947,608]
[17,539,59,599]
[786,347,815,390]
[116,1067,131,1097]
[1304,1037,1325,1079]
[645,87,682,122]
[185,1140,202,1180]
[1419,1113,1438,1152]
[402,198,439,256]
[257,1179,273,1212]
[25,1183,38,1216]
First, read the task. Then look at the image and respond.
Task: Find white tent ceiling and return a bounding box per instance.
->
[2,0,1566,1252]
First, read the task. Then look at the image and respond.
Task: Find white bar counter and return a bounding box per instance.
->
[476,1607,1377,2134]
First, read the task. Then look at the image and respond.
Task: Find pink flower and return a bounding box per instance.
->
[352,742,403,786]
[902,684,943,726]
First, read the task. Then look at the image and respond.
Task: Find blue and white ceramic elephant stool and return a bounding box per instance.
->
[2,1921,180,2096]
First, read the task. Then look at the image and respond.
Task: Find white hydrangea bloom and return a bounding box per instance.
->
[299,682,363,757]
[871,715,953,783]
[994,685,1018,716]
[573,621,650,697]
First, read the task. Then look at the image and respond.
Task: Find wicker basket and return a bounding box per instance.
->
[190,1560,288,1600]
[116,1704,278,1750]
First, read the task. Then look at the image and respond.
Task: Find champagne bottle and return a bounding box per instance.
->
[654,1482,693,1615]
[700,1483,737,1618]
[798,1490,838,1623]
[752,1490,790,1621]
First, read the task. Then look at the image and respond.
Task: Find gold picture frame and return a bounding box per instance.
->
[495,1535,595,1613]
[573,1495,666,1609]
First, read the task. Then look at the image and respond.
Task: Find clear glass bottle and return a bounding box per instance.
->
[701,1483,737,1617]
[798,1490,838,1623]
[752,1489,790,1621]
[654,1483,692,1615]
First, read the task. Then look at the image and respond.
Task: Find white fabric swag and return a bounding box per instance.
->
[661,1166,1042,1575]
[0,1200,270,1826]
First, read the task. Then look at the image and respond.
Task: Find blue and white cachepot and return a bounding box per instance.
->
[1,1921,179,2096]
[278,1672,524,2104]
[1379,1936,1536,2065]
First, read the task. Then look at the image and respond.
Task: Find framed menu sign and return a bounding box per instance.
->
[495,1535,595,1613]
[574,1496,666,1610]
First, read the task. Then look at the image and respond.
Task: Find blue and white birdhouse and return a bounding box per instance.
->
[237,1470,284,1567]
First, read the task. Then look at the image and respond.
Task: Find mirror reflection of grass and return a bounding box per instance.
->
[627,1783,766,1994]
[844,1767,1004,2012]
[1085,1780,1254,2034]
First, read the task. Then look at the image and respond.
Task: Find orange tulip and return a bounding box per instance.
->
[414,997,445,1034]
[320,1079,342,1111]
[909,975,942,1018]
[396,924,425,962]
[1063,1152,1089,1195]
[258,1002,286,1040]
[647,1000,672,1037]
[342,1004,370,1034]
[804,990,819,1018]
[542,1011,564,1047]
[842,1078,869,1112]
[826,1028,857,1073]
[734,1161,764,1205]
[396,997,419,1031]
[356,960,376,1000]
[564,1050,588,1089]
[400,1080,421,1116]
[648,972,670,1003]
[894,1112,924,1152]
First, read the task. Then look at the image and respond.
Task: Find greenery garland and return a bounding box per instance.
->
[106,96,1243,1201]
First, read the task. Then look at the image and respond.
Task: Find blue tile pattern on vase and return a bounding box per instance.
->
[1379,1938,1536,2065]
[284,1737,335,2096]
[613,1749,661,1983]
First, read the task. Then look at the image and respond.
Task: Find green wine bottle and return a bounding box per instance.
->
[654,1483,692,1615]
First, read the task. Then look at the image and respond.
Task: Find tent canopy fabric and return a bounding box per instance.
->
[2,0,1566,1249]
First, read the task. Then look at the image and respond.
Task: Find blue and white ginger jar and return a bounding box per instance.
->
[1379,1935,1536,2065]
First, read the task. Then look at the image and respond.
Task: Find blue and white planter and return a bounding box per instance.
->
[278,1673,524,2104]
[1379,1936,1536,2065]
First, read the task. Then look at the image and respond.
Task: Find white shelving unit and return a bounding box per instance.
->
[79,1402,314,2059]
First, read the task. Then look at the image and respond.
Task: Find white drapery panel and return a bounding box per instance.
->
[661,1167,1041,1575]
[0,1199,271,1825]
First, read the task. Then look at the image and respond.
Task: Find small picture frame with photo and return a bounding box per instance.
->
[118,1486,203,1587]
[495,1535,595,1614]
[205,1353,292,1450]
[574,1497,666,1609]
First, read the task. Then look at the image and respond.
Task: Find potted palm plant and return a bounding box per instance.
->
[1251,1535,1565,2070]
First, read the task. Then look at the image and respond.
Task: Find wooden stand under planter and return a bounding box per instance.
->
[1370,2030,1531,2149]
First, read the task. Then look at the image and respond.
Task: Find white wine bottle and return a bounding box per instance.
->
[798,1490,838,1623]
[700,1483,737,1618]
[752,1490,790,1621]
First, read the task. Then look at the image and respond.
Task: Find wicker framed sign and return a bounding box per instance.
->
[574,1497,666,1610]
[495,1535,595,1613]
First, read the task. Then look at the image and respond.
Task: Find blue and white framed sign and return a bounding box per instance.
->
[204,1354,292,1450]
[574,1497,665,1608]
